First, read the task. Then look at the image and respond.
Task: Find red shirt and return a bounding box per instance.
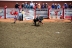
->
[14,11,18,15]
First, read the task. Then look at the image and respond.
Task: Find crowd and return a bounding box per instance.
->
[15,1,48,9]
[13,2,72,23]
[15,1,72,9]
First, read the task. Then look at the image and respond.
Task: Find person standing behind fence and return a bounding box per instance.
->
[64,3,68,9]
[24,2,28,9]
[57,3,61,9]
[35,3,38,8]
[41,3,45,9]
[37,3,41,9]
[27,3,30,9]
[15,3,20,9]
[33,3,35,9]
[21,3,24,8]
[51,3,55,9]
[55,3,57,9]
[44,3,48,8]
[30,1,34,9]
[68,3,72,9]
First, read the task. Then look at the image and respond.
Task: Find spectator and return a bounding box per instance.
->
[24,2,28,8]
[35,3,38,8]
[15,3,20,9]
[37,3,41,9]
[23,3,26,8]
[44,3,48,8]
[71,4,72,8]
[41,3,45,9]
[18,11,23,21]
[68,3,72,9]
[21,3,24,8]
[55,3,57,9]
[51,3,55,9]
[57,3,61,9]
[33,3,35,8]
[27,3,30,9]
[64,3,68,9]
[45,3,48,8]
[30,1,34,9]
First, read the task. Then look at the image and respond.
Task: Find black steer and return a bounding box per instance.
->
[33,16,43,26]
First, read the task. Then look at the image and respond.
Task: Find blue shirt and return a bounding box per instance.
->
[57,5,61,9]
[64,4,68,8]
[52,5,55,9]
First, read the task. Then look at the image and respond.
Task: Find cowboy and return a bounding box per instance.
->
[18,12,23,21]
[14,16,17,23]
[13,11,18,23]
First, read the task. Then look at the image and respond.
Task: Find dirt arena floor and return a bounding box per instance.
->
[0,18,71,23]
[0,18,72,48]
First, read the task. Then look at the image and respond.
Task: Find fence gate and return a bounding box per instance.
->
[22,8,35,20]
[64,8,72,20]
[36,8,48,18]
[6,8,19,18]
[49,8,63,19]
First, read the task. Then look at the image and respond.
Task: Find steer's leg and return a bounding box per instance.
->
[39,21,43,24]
[33,19,36,26]
[34,21,36,26]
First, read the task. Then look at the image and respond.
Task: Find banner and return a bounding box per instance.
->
[0,8,4,18]
[64,8,72,19]
[22,9,34,20]
[6,8,19,18]
[36,9,48,18]
[49,8,63,19]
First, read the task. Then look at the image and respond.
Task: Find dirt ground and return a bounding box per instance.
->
[0,18,72,48]
[0,18,71,23]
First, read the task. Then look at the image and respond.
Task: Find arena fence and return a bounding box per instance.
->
[0,7,4,18]
[64,8,72,20]
[0,6,72,21]
[36,8,48,18]
[6,8,19,18]
[22,8,35,20]
[49,8,63,19]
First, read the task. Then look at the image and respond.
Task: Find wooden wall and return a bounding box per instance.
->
[0,1,72,8]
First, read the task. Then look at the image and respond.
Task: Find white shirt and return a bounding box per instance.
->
[30,3,34,6]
